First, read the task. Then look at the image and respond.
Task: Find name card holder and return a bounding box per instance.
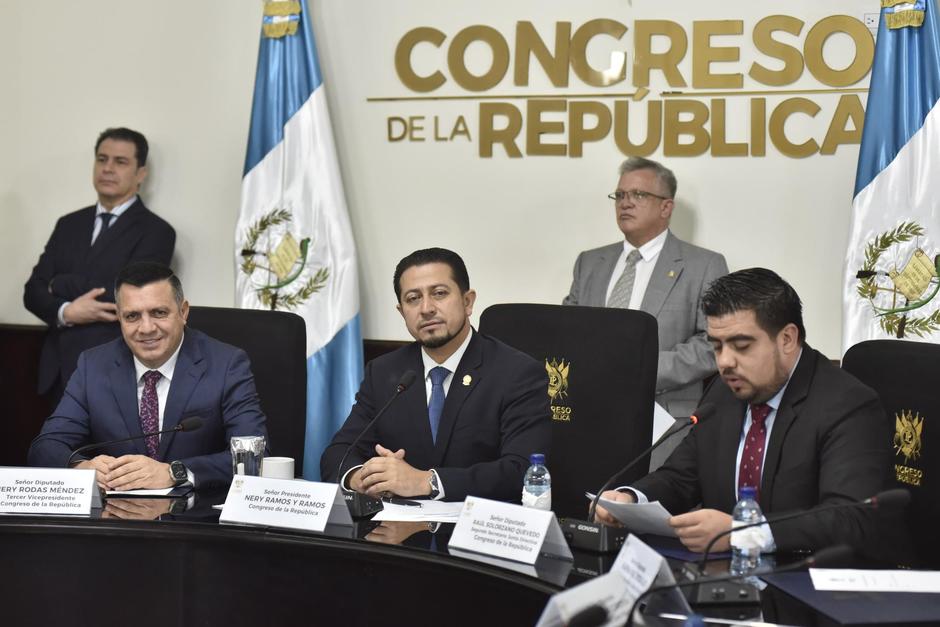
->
[0,467,99,516]
[537,534,691,627]
[220,475,352,532]
[448,496,573,566]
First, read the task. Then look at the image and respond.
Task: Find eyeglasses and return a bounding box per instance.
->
[608,189,670,203]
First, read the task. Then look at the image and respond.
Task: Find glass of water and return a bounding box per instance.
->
[230,435,265,476]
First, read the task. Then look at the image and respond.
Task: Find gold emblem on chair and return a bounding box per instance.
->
[894,410,925,486]
[545,358,573,422]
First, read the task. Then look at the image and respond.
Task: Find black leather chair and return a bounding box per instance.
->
[842,339,939,565]
[186,306,306,473]
[480,303,658,518]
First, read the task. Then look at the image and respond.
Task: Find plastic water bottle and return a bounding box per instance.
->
[521,453,551,510]
[730,486,764,576]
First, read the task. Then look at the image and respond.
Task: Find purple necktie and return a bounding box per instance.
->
[738,403,771,500]
[139,370,162,458]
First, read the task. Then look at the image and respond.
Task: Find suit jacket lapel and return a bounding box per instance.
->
[588,243,622,306]
[432,333,482,465]
[158,332,206,459]
[399,346,435,460]
[760,347,815,508]
[111,345,146,455]
[87,199,144,261]
[717,399,747,511]
[641,231,684,317]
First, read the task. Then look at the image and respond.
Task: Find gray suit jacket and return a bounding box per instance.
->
[563,230,728,418]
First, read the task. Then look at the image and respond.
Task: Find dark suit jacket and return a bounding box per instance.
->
[27,328,268,487]
[320,332,552,502]
[632,346,892,551]
[563,231,728,418]
[23,198,175,394]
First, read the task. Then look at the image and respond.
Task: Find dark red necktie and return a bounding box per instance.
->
[738,403,771,500]
[139,370,162,458]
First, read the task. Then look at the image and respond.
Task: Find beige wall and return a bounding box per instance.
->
[2,1,875,357]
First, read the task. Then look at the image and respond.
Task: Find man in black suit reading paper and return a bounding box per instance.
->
[596,268,891,553]
[321,248,551,503]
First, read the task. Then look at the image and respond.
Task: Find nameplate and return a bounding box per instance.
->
[536,535,690,627]
[448,496,573,565]
[219,475,352,532]
[0,467,98,515]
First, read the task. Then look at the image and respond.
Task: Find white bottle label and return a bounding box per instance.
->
[522,487,551,510]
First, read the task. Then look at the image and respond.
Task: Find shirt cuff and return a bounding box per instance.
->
[340,465,362,490]
[429,469,445,501]
[616,485,648,503]
[57,302,72,327]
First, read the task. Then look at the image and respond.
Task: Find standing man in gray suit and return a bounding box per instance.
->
[563,157,728,421]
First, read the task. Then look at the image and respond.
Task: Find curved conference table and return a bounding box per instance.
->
[1,491,560,627]
[0,490,923,627]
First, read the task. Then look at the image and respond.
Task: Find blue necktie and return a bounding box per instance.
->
[428,366,449,443]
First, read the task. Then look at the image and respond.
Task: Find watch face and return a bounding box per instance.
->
[170,462,187,482]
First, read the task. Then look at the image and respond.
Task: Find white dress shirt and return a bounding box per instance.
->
[604,228,669,309]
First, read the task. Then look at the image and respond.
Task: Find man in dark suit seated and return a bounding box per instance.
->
[595,268,892,553]
[321,248,551,503]
[24,127,176,404]
[28,262,268,489]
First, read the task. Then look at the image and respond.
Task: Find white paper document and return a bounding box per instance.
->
[371,500,464,523]
[810,568,940,593]
[106,487,175,497]
[587,493,676,537]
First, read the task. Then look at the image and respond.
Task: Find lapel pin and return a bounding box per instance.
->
[462,375,472,386]
[667,270,676,278]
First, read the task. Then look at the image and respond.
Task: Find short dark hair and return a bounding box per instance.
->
[619,156,677,198]
[701,268,806,342]
[115,262,184,306]
[95,127,149,167]
[393,248,470,301]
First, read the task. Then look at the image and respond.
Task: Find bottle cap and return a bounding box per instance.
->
[738,486,757,500]
[529,453,545,465]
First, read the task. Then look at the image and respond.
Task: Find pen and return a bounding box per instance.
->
[386,497,423,507]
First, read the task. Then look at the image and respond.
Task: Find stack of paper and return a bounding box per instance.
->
[372,500,465,523]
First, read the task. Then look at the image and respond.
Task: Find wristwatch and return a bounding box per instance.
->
[168,460,188,486]
[427,471,441,499]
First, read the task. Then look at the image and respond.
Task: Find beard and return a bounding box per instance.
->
[418,317,467,349]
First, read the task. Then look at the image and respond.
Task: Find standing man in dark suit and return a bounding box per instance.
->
[563,157,728,420]
[28,262,267,489]
[24,127,176,403]
[595,269,891,553]
[321,248,551,503]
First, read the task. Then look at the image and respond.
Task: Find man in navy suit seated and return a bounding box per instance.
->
[321,248,551,503]
[28,262,268,489]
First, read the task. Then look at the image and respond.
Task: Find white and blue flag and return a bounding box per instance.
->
[843,0,940,351]
[236,0,362,479]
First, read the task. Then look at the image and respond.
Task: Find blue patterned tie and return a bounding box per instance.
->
[428,366,449,443]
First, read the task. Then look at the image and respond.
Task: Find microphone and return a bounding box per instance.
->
[697,488,910,570]
[625,544,854,627]
[560,403,717,553]
[65,416,205,468]
[335,370,417,518]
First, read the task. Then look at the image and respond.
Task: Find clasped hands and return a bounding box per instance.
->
[593,489,733,553]
[75,454,174,490]
[349,444,432,498]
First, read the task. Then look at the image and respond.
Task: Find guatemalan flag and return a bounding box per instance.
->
[236,0,363,480]
[843,0,940,352]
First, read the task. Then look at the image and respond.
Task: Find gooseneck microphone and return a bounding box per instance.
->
[65,416,204,468]
[560,403,716,553]
[335,370,417,517]
[697,488,911,570]
[587,402,717,522]
[624,544,855,627]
